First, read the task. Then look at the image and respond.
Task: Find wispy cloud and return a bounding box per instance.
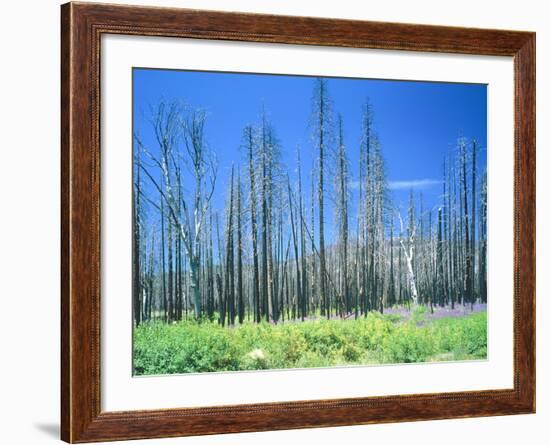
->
[388,179,441,190]
[349,178,442,191]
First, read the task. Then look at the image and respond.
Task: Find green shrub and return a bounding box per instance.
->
[382,324,435,363]
[428,312,487,360]
[133,309,487,375]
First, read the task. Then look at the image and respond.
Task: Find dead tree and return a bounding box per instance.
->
[311,78,332,318]
[397,205,419,304]
[135,102,217,319]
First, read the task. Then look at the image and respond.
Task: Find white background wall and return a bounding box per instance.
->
[0,1,546,444]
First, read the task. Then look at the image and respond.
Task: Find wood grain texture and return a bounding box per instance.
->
[60,2,536,442]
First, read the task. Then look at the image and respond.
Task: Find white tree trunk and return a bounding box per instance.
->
[401,239,418,304]
[397,211,419,304]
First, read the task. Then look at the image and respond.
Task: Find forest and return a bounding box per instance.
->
[132,76,488,374]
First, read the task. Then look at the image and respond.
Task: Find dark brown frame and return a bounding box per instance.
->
[61,1,536,442]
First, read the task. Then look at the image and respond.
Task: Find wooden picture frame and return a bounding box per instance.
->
[61,1,535,442]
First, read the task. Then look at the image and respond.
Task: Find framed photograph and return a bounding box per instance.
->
[61,2,535,442]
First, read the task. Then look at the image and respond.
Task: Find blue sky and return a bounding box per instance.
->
[133,68,486,239]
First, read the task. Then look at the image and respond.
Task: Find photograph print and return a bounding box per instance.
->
[132,68,488,376]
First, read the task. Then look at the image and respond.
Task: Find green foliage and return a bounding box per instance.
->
[428,312,488,360]
[133,310,487,375]
[410,304,429,324]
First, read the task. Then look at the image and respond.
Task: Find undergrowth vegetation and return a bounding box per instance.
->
[133,308,487,375]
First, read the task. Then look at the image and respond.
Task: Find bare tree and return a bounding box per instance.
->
[132,95,487,327]
[397,201,419,304]
[135,102,217,319]
[311,78,332,317]
[133,140,143,325]
[478,170,488,303]
[236,170,245,324]
[335,114,350,313]
[243,125,261,322]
